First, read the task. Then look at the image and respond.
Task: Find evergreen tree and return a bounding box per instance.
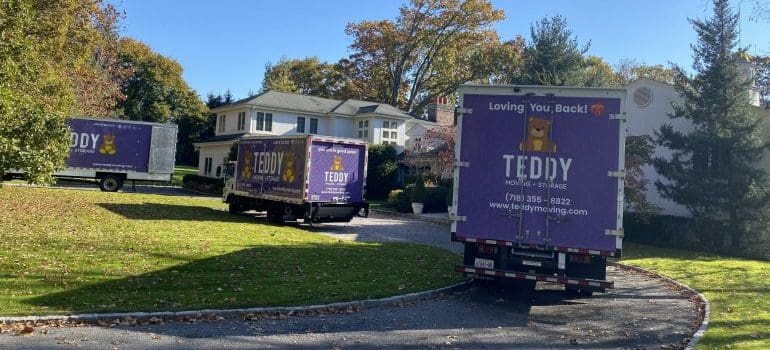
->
[654,0,769,249]
[517,15,589,85]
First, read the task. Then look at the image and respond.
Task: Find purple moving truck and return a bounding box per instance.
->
[6,117,178,192]
[452,85,626,295]
[222,135,369,224]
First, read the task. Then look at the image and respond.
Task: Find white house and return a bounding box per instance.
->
[626,54,770,217]
[193,90,413,177]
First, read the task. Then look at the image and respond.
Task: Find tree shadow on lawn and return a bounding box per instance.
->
[97,203,262,222]
[42,179,214,198]
[22,242,462,317]
[19,247,603,333]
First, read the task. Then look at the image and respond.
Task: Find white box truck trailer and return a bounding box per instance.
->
[4,117,177,192]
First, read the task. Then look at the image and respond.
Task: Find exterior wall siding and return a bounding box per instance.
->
[197,144,232,178]
[215,107,251,136]
[626,80,691,217]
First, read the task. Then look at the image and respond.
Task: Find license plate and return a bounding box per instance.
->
[522,260,542,267]
[474,258,494,269]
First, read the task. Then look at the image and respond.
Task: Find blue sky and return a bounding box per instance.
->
[112,0,769,100]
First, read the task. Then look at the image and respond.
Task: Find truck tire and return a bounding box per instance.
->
[99,175,123,192]
[266,209,282,223]
[228,199,241,214]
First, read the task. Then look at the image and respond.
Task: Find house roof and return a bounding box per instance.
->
[332,99,413,119]
[194,132,247,145]
[210,90,412,119]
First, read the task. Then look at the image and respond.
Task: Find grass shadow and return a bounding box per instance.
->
[23,243,461,317]
[98,203,254,222]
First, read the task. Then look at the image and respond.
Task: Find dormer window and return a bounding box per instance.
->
[237,112,246,131]
[218,114,226,133]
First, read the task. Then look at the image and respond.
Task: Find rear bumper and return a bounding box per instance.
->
[457,265,614,289]
[452,233,621,258]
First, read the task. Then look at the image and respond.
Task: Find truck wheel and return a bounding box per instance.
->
[228,200,241,214]
[266,206,283,224]
[266,210,282,223]
[99,175,123,192]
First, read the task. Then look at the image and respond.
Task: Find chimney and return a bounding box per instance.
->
[425,96,454,126]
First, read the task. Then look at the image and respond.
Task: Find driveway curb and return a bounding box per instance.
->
[609,261,710,350]
[0,281,470,325]
[370,208,451,225]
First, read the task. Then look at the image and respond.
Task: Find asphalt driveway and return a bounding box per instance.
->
[0,212,700,349]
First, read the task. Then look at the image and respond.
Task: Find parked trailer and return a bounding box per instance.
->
[452,85,626,295]
[223,135,369,224]
[5,117,177,191]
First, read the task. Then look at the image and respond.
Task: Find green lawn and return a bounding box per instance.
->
[623,243,770,350]
[0,187,463,316]
[172,165,198,186]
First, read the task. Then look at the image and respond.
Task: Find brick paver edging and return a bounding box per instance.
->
[0,281,470,325]
[609,261,710,350]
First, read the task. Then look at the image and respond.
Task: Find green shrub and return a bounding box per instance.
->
[182,174,223,195]
[387,189,412,213]
[366,144,400,199]
[424,185,449,213]
[411,176,426,203]
[387,189,403,204]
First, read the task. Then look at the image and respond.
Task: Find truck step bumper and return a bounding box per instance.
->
[456,265,614,289]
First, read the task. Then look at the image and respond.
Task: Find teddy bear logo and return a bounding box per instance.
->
[519,117,556,153]
[240,152,253,178]
[98,135,117,155]
[330,155,344,172]
[281,153,296,183]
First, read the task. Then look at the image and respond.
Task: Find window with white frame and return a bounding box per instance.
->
[357,120,369,139]
[237,112,246,131]
[309,118,318,134]
[381,120,398,145]
[296,116,305,133]
[218,115,226,133]
[256,112,273,132]
[204,157,213,175]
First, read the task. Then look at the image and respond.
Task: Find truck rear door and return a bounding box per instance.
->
[307,138,366,203]
[454,87,625,256]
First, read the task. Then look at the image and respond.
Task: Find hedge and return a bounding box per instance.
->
[182,174,224,195]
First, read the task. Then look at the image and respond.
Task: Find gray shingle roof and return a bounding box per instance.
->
[250,91,341,115]
[211,90,412,119]
[194,132,247,144]
[332,99,412,119]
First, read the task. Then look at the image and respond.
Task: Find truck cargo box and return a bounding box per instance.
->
[234,135,366,204]
[452,85,626,292]
[7,117,178,191]
[226,135,368,224]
